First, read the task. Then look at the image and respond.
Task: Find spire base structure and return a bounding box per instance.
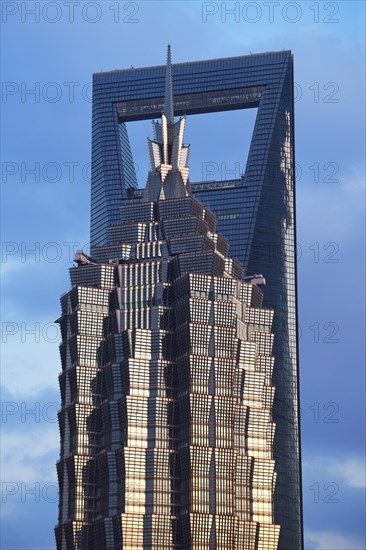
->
[144,48,191,202]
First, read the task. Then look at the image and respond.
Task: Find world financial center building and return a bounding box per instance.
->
[56,49,303,549]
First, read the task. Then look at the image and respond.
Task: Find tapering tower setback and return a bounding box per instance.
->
[56,48,285,549]
[89,50,303,549]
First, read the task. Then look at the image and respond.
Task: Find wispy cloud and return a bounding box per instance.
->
[306,529,366,550]
[1,425,59,483]
[0,257,28,280]
[1,336,60,398]
[328,458,366,489]
[303,456,366,489]
[1,307,61,398]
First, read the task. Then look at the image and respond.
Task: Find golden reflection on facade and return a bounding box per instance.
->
[56,48,280,549]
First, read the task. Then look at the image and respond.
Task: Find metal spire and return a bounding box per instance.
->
[143,46,191,202]
[164,45,174,124]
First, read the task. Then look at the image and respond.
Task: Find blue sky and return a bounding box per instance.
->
[1,1,365,548]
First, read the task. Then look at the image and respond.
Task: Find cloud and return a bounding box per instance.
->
[0,257,28,280]
[0,426,59,522]
[305,529,366,550]
[328,458,366,489]
[1,425,59,484]
[1,309,61,398]
[1,336,60,398]
[303,456,366,489]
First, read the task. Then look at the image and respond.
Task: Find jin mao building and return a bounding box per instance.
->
[56,48,303,549]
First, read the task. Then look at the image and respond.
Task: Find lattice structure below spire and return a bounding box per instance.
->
[143,47,191,202]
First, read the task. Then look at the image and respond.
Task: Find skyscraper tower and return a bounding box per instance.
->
[88,48,303,550]
[56,48,284,549]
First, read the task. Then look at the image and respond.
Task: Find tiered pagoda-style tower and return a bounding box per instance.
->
[56,48,280,549]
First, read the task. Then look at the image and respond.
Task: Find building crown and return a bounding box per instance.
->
[143,46,191,202]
